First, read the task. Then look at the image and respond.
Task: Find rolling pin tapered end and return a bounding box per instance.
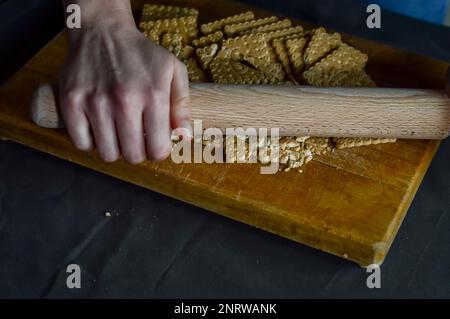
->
[30,83,64,129]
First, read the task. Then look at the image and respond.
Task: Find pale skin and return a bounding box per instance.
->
[60,0,192,164]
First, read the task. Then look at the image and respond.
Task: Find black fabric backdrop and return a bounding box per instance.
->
[0,0,449,298]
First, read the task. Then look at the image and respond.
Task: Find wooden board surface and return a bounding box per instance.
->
[0,0,448,266]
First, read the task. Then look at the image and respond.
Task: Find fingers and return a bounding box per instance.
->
[59,89,93,151]
[114,91,146,164]
[61,86,172,164]
[170,59,192,141]
[86,93,120,163]
[143,89,172,162]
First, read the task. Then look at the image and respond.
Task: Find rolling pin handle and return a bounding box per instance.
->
[30,83,64,129]
[30,82,450,139]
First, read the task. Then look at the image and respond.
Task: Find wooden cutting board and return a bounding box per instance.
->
[0,0,448,266]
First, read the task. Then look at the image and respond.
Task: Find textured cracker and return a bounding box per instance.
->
[332,137,397,149]
[140,16,198,44]
[328,69,376,87]
[303,27,342,66]
[160,32,183,48]
[272,38,293,76]
[168,45,195,60]
[209,51,285,84]
[239,19,292,35]
[223,16,278,37]
[286,37,308,78]
[260,26,304,42]
[303,44,369,86]
[196,44,219,70]
[192,31,224,48]
[142,30,161,44]
[141,4,198,22]
[221,33,274,68]
[184,58,207,82]
[200,11,255,34]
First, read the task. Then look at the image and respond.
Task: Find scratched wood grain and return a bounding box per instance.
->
[0,0,447,266]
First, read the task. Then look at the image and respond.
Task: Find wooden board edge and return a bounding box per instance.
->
[0,109,417,266]
[370,139,441,265]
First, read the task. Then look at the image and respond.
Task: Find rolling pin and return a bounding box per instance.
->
[30,83,450,139]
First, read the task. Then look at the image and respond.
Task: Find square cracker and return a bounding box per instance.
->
[303,44,369,86]
[141,4,198,22]
[303,27,342,66]
[332,138,396,149]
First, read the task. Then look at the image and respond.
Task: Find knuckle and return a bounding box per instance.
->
[147,89,169,109]
[113,84,139,105]
[62,88,84,109]
[115,101,133,119]
[87,92,109,115]
[91,92,108,106]
[112,85,144,116]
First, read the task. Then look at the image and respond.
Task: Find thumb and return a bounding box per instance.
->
[170,58,192,140]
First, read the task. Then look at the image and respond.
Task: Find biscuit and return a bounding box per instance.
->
[223,16,278,37]
[142,29,161,44]
[328,69,376,87]
[209,53,285,84]
[196,43,219,70]
[286,37,308,79]
[260,26,304,42]
[160,32,183,48]
[200,11,255,34]
[184,58,207,82]
[332,137,397,149]
[239,19,292,35]
[140,16,198,44]
[169,45,195,60]
[221,33,274,68]
[328,44,368,69]
[141,4,198,22]
[303,44,369,86]
[272,38,294,78]
[192,31,224,48]
[303,27,341,66]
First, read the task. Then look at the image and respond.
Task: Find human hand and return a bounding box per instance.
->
[60,0,191,164]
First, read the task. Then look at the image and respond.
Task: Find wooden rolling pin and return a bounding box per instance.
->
[31,83,450,139]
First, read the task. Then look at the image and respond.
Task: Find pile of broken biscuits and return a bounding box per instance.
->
[139,4,396,172]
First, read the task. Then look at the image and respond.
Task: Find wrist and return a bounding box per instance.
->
[63,0,135,42]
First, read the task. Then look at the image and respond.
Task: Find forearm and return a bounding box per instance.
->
[62,0,135,43]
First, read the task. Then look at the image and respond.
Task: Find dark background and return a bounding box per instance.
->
[0,0,449,298]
